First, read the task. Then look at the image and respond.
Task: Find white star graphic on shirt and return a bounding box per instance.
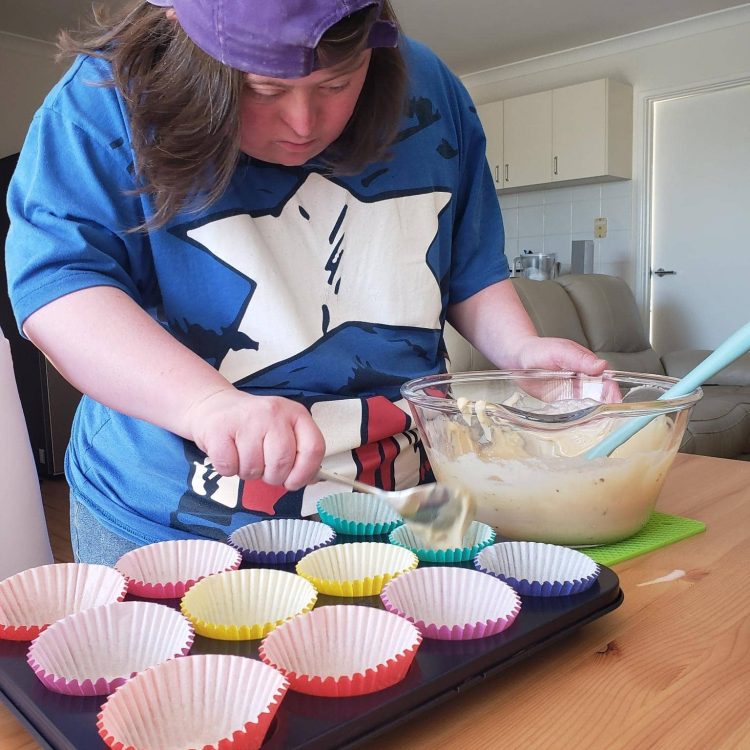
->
[186,172,451,383]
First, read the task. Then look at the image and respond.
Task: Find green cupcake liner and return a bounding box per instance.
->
[317,492,404,537]
[388,521,496,563]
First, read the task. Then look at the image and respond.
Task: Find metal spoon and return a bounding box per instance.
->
[317,468,475,549]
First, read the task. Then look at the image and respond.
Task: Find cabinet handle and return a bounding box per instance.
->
[494,165,499,183]
[553,156,558,175]
[504,164,509,182]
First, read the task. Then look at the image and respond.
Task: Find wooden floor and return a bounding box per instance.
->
[40,476,73,563]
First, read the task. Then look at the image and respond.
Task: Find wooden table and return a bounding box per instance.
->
[2,453,749,749]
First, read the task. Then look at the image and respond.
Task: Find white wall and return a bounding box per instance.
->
[0,33,61,158]
[501,181,632,280]
[461,5,750,309]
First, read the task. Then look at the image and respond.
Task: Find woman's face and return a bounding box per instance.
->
[239,51,372,166]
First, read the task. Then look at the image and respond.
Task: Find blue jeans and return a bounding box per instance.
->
[70,495,140,565]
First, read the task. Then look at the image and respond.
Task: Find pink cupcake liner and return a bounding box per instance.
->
[228,518,336,565]
[259,604,422,697]
[27,601,194,696]
[475,541,601,597]
[380,566,521,640]
[97,654,288,750]
[115,539,241,599]
[0,563,127,641]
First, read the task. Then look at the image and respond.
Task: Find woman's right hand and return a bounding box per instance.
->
[22,287,326,490]
[185,387,326,490]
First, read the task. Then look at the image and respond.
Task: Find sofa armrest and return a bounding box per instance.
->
[662,349,750,386]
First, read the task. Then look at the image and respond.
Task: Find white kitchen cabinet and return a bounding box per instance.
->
[551,79,632,183]
[481,78,633,193]
[502,91,552,189]
[476,100,503,188]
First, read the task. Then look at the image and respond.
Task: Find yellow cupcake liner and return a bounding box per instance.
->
[180,569,317,641]
[296,542,418,597]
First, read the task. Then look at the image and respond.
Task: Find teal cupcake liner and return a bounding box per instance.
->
[317,492,404,537]
[388,521,496,563]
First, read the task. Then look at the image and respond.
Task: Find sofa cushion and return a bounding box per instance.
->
[511,277,588,347]
[663,349,750,386]
[680,391,750,457]
[556,274,654,355]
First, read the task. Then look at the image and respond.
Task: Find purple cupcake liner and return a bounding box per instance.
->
[474,542,600,598]
[228,519,336,566]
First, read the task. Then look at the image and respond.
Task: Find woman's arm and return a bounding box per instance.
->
[23,286,325,488]
[447,278,607,374]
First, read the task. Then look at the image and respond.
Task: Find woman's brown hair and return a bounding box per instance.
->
[58,1,407,229]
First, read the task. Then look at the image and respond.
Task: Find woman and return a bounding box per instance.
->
[5,0,605,563]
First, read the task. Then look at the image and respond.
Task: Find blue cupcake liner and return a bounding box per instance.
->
[389,521,496,563]
[316,492,404,537]
[474,541,600,597]
[228,519,336,566]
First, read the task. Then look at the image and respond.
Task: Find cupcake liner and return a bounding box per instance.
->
[228,519,336,565]
[27,601,194,696]
[97,653,288,750]
[115,540,242,599]
[380,566,521,640]
[295,542,418,596]
[475,541,601,597]
[388,521,496,563]
[316,492,404,536]
[0,563,127,641]
[180,568,318,640]
[259,604,421,697]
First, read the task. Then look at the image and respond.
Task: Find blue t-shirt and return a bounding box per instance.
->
[6,38,508,544]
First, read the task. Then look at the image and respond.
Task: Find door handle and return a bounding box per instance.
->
[652,268,677,277]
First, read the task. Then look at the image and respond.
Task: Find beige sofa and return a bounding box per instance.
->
[445,273,750,460]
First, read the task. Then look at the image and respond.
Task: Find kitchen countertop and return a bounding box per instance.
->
[2,452,748,749]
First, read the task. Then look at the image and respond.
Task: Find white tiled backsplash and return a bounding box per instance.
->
[500,181,633,281]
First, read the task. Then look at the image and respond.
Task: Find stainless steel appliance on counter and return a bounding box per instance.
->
[511,251,559,280]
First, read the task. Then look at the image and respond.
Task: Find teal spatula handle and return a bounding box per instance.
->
[586,319,750,459]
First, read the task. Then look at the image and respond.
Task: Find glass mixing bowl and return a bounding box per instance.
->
[401,370,702,546]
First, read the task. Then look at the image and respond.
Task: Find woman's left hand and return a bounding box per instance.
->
[510,335,607,375]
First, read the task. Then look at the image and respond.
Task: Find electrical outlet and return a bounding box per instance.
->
[594,217,608,239]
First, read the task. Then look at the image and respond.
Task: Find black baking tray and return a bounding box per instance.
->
[0,560,622,750]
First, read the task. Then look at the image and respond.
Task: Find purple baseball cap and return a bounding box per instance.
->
[147,0,399,78]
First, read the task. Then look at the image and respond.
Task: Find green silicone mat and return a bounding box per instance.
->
[578,512,706,566]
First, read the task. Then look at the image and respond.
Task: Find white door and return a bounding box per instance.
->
[650,82,750,352]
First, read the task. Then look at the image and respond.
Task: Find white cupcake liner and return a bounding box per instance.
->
[388,521,496,563]
[0,563,127,641]
[97,653,288,750]
[295,542,418,596]
[27,600,194,696]
[180,568,318,640]
[228,519,336,565]
[316,492,404,536]
[380,566,521,640]
[115,539,241,599]
[259,604,422,697]
[475,541,600,596]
